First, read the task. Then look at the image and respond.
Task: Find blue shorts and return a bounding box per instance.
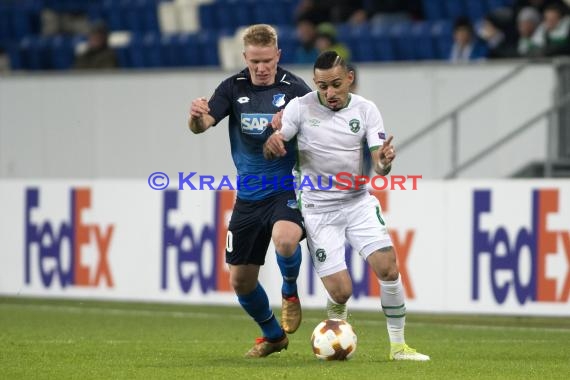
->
[226,191,305,265]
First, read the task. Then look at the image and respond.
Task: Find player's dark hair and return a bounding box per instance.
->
[313,51,347,72]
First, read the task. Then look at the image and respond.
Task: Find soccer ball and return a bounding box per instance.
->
[311,319,357,360]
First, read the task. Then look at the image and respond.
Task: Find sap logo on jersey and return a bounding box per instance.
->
[161,190,235,294]
[241,113,273,135]
[472,189,570,304]
[24,188,115,288]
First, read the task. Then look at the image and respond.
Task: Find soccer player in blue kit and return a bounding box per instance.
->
[188,24,311,358]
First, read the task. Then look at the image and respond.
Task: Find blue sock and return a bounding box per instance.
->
[237,283,283,341]
[276,245,302,297]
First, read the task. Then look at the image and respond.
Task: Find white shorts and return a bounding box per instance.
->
[302,192,393,278]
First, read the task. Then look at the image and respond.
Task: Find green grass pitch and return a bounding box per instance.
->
[1,296,569,379]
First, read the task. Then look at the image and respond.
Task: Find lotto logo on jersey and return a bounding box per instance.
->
[24,188,115,288]
[161,190,235,293]
[472,189,570,304]
[240,113,273,135]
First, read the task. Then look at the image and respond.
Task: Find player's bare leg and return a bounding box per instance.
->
[367,247,430,361]
[272,221,303,333]
[321,270,352,320]
[230,264,287,357]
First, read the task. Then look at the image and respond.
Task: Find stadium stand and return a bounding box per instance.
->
[0,0,518,70]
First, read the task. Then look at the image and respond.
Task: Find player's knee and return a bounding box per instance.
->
[230,277,256,295]
[378,267,399,281]
[329,289,351,305]
[273,238,297,256]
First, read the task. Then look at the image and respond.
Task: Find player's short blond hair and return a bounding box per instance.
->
[242,24,278,49]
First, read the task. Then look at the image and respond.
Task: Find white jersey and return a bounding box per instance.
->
[280,91,386,209]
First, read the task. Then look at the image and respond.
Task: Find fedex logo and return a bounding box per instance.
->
[307,191,416,300]
[240,113,273,135]
[161,190,235,293]
[473,189,570,304]
[25,188,114,288]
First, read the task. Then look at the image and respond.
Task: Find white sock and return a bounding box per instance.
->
[326,298,348,320]
[380,275,406,344]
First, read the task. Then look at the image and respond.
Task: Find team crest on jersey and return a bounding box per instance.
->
[272,93,286,107]
[315,248,327,262]
[349,119,361,133]
[286,199,298,209]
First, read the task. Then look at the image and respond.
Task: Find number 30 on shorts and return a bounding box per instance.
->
[226,230,234,253]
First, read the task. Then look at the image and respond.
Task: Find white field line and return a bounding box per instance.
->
[1,302,570,333]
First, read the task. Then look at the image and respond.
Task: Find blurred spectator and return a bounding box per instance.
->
[479,14,518,58]
[517,6,542,56]
[294,17,320,64]
[531,3,570,56]
[449,17,488,63]
[295,0,364,24]
[515,0,569,16]
[315,23,352,62]
[73,21,118,70]
[41,8,89,36]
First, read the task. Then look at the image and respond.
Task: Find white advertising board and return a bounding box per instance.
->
[1,180,568,316]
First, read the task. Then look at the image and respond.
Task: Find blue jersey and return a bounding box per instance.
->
[208,67,311,200]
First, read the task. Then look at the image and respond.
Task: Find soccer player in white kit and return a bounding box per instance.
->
[264,51,430,361]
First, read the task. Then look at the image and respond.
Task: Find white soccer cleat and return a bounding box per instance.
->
[389,343,430,361]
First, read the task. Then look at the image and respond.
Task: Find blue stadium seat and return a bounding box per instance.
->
[233,0,253,28]
[50,35,75,70]
[44,0,94,13]
[102,0,123,31]
[160,33,179,67]
[252,2,280,26]
[422,0,445,20]
[118,0,159,33]
[348,24,374,62]
[198,31,219,66]
[141,32,162,67]
[215,2,237,31]
[127,32,145,68]
[486,0,510,12]
[123,0,145,33]
[198,3,218,31]
[443,0,467,21]
[411,22,437,60]
[0,5,9,51]
[140,0,159,33]
[389,22,415,61]
[115,45,130,67]
[465,0,489,22]
[276,26,298,64]
[20,36,49,70]
[370,23,395,62]
[431,20,453,59]
[87,2,105,24]
[177,33,201,66]
[11,6,34,40]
